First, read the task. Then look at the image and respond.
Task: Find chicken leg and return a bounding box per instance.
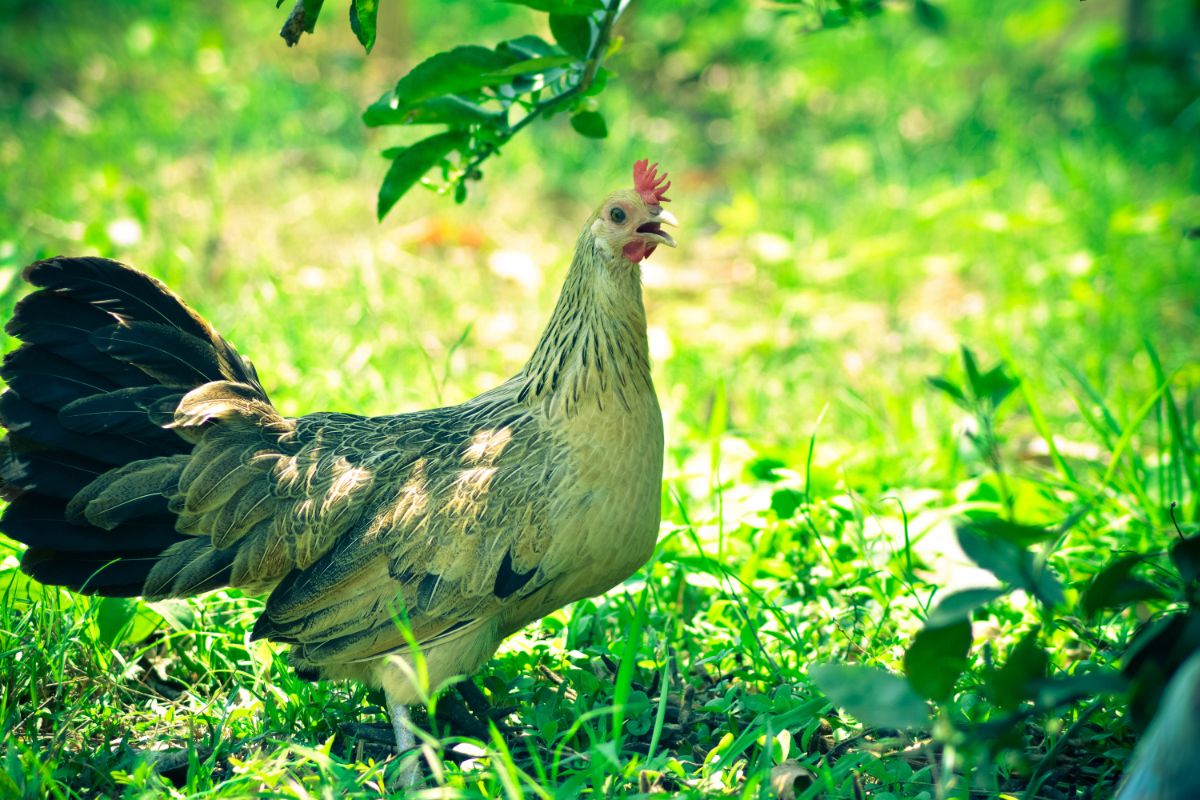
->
[387,688,421,789]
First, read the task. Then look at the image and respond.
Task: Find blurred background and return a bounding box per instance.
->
[0,0,1197,514]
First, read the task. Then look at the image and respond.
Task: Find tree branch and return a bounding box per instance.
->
[280,0,308,47]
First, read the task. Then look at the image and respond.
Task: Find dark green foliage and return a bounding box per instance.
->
[1081,555,1168,618]
[809,663,929,730]
[1171,519,1200,585]
[913,0,947,32]
[987,628,1048,710]
[864,338,1200,786]
[904,619,971,700]
[549,12,593,58]
[348,0,377,52]
[924,586,1007,627]
[956,521,1065,606]
[569,109,607,138]
[502,0,604,13]
[377,130,469,218]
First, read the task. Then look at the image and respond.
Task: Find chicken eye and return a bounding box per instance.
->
[609,207,626,224]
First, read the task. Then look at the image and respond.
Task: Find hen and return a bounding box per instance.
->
[0,160,676,765]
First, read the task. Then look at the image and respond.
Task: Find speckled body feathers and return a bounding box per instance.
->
[0,211,665,699]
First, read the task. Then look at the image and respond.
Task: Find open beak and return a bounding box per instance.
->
[636,207,678,248]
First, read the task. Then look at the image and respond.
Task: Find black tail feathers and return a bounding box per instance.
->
[0,256,268,596]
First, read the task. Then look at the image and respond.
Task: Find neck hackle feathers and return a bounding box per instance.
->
[633,160,670,206]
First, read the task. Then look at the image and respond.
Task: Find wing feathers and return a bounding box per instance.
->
[230,518,292,591]
[170,381,279,430]
[65,455,187,529]
[144,538,236,599]
[179,445,260,514]
[209,483,275,549]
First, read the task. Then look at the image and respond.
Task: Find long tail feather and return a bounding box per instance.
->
[59,386,188,436]
[1,256,272,598]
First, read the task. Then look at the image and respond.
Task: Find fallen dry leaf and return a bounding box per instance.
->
[770,760,815,800]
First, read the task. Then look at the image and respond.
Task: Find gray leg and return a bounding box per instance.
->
[387,693,421,789]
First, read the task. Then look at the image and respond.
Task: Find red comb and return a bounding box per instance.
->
[633,159,671,205]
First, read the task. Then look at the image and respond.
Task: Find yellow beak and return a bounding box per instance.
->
[637,207,678,248]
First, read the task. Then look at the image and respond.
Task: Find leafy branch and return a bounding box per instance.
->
[362,0,626,218]
[456,0,623,204]
[274,0,943,216]
[273,0,625,216]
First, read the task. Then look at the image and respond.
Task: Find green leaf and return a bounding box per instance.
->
[956,522,1064,607]
[1082,555,1169,617]
[1027,559,1066,607]
[748,457,787,482]
[955,526,1025,586]
[925,586,1007,628]
[1031,670,1126,707]
[500,0,603,14]
[377,130,467,219]
[363,91,403,127]
[965,517,1055,547]
[913,0,947,32]
[570,110,607,138]
[582,65,610,97]
[0,771,17,799]
[498,35,560,60]
[954,347,1017,407]
[987,629,1048,710]
[927,376,966,406]
[550,12,593,58]
[484,55,577,80]
[389,46,519,111]
[770,487,802,519]
[349,0,379,53]
[1171,536,1200,584]
[977,364,1019,408]
[961,346,983,397]
[95,597,136,648]
[809,663,929,730]
[365,93,501,127]
[150,599,196,632]
[905,619,971,701]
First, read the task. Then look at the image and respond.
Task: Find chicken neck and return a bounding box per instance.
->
[518,226,653,415]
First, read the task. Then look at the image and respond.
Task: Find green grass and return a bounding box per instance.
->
[1,0,1198,797]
